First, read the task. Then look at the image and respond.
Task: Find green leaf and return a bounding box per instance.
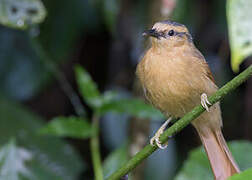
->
[227,141,252,170]
[227,0,252,72]
[0,0,46,30]
[0,139,34,180]
[98,98,165,120]
[75,65,102,109]
[175,145,213,180]
[40,116,96,139]
[0,99,84,179]
[228,168,252,180]
[175,141,252,180]
[103,145,128,178]
[75,65,163,119]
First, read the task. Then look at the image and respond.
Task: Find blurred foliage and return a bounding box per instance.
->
[0,139,33,180]
[39,0,101,61]
[97,98,164,119]
[103,145,128,178]
[228,168,252,180]
[227,0,252,72]
[41,65,163,140]
[0,29,49,100]
[40,64,164,178]
[0,0,46,29]
[0,0,251,179]
[39,116,97,139]
[172,0,197,26]
[0,0,101,101]
[102,0,121,33]
[0,99,84,179]
[175,141,252,180]
[75,65,102,109]
[75,65,164,119]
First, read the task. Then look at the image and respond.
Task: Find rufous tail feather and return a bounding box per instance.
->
[196,127,240,180]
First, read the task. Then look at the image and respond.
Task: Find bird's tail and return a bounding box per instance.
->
[196,126,240,180]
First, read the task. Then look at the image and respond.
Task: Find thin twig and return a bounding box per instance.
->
[27,29,103,179]
[90,115,103,180]
[28,32,86,117]
[107,65,252,180]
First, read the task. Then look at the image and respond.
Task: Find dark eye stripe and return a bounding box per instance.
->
[176,32,193,42]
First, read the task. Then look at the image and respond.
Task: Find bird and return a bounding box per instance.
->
[136,20,240,180]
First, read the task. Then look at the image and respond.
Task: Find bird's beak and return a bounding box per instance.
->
[142,29,160,39]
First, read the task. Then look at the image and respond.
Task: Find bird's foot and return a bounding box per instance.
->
[150,117,172,149]
[201,93,211,112]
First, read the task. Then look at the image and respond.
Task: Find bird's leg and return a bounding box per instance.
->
[150,117,172,149]
[201,93,211,112]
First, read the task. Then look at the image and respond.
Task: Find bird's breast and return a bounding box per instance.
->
[137,48,213,117]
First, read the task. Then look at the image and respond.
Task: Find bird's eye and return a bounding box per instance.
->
[168,30,174,36]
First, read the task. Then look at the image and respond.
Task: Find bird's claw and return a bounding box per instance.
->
[150,118,171,149]
[150,130,168,149]
[201,93,211,112]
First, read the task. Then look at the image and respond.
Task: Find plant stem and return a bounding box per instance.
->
[91,115,103,180]
[107,65,252,180]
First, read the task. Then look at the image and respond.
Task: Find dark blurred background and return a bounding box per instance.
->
[0,0,251,179]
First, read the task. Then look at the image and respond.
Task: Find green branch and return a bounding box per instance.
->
[90,115,103,180]
[107,65,252,180]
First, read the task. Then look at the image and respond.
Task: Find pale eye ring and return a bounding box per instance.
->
[168,30,174,36]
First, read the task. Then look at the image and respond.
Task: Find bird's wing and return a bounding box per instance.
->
[191,47,216,83]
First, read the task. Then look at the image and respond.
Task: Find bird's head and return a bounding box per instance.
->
[143,20,193,48]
